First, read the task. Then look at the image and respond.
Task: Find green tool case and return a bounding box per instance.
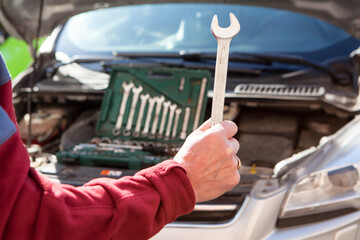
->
[56,66,211,169]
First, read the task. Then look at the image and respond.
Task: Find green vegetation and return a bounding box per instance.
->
[0,37,33,78]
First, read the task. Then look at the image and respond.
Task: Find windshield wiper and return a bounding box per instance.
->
[110,52,262,75]
[158,52,346,82]
[59,52,342,82]
[178,52,272,65]
[177,52,350,84]
[236,52,347,84]
[64,52,267,75]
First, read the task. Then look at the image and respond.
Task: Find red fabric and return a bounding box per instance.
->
[0,79,195,239]
[0,81,16,121]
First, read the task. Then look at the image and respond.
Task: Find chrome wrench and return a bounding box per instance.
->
[180,107,191,140]
[165,103,177,139]
[150,95,165,138]
[112,81,134,135]
[133,93,150,137]
[193,77,208,131]
[124,85,143,136]
[172,108,182,139]
[142,96,156,136]
[210,13,240,126]
[158,100,171,138]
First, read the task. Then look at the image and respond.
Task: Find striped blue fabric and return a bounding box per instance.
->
[0,54,11,86]
[0,107,16,145]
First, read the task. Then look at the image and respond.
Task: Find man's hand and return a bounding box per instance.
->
[174,119,241,203]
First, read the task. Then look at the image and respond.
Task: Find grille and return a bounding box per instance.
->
[175,195,245,223]
[175,183,250,223]
[234,84,325,97]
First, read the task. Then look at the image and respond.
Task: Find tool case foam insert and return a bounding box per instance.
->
[56,66,210,169]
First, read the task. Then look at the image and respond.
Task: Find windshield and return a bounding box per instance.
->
[56,3,360,61]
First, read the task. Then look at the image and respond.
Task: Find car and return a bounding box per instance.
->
[2,1,360,239]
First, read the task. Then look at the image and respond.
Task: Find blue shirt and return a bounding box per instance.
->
[0,54,11,86]
[0,54,16,144]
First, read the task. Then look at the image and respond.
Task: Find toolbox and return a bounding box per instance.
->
[56,66,211,169]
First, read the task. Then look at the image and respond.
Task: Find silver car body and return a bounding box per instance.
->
[154,116,360,239]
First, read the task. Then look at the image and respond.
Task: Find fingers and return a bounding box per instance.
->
[210,120,238,139]
[194,119,239,156]
[194,119,238,139]
[220,121,238,139]
[228,138,240,155]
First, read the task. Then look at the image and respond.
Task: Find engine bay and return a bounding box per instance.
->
[18,89,351,173]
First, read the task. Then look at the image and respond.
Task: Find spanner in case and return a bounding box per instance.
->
[56,66,210,169]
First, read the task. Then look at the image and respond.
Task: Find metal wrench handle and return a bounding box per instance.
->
[210,13,240,127]
[211,38,232,126]
[134,93,149,136]
[125,85,143,134]
[113,81,134,135]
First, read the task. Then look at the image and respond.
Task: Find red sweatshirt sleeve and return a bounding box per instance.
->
[27,160,194,240]
[0,55,195,240]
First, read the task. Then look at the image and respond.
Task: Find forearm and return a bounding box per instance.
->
[25,160,195,240]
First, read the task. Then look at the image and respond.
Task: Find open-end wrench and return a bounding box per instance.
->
[142,96,156,137]
[112,81,134,135]
[193,77,208,131]
[124,85,143,136]
[158,100,171,138]
[165,104,177,140]
[133,93,150,137]
[210,13,240,126]
[150,96,165,138]
[180,107,191,140]
[172,108,182,139]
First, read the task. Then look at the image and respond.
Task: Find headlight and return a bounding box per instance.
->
[279,164,360,223]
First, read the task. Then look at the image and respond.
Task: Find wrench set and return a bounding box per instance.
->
[56,66,210,169]
[96,67,210,144]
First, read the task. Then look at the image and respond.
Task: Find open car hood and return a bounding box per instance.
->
[1,0,360,43]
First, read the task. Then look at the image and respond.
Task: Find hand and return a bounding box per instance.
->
[174,119,241,203]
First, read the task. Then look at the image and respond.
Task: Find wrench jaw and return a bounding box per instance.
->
[211,13,240,40]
